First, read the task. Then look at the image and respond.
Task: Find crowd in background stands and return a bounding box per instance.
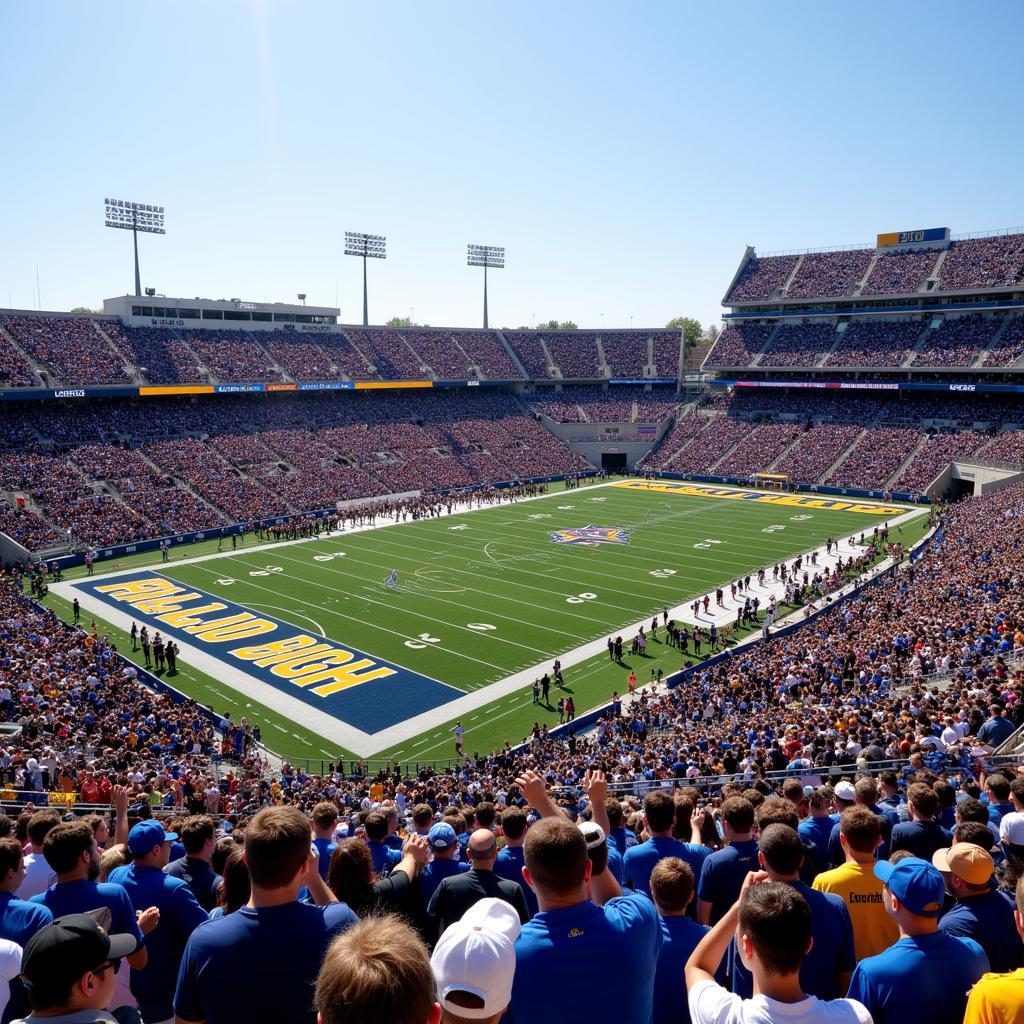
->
[1,318,131,386]
[787,249,874,300]
[725,254,798,302]
[703,323,774,368]
[0,392,590,551]
[913,316,1000,368]
[714,423,801,478]
[825,319,926,368]
[529,385,679,424]
[861,246,940,295]
[759,323,837,367]
[984,317,1024,368]
[939,232,1024,291]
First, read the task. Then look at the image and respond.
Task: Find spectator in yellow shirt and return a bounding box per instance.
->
[813,806,898,960]
[964,874,1024,1024]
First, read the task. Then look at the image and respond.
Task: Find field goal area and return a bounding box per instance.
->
[753,472,791,491]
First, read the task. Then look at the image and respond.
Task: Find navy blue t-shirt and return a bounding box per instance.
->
[174,901,358,1024]
[798,817,834,865]
[510,891,662,1024]
[30,880,144,950]
[939,890,1024,974]
[729,881,855,999]
[846,931,989,1024]
[624,836,708,897]
[653,914,709,1024]
[889,820,952,861]
[697,839,760,924]
[419,858,469,911]
[493,846,538,917]
[165,855,223,913]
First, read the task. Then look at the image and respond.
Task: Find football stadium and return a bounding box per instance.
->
[2,5,1024,1024]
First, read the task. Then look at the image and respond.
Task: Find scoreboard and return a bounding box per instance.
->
[876,227,950,248]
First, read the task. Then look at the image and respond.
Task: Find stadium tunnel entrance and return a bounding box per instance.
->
[601,451,627,473]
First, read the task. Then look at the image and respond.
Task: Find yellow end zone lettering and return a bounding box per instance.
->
[611,480,904,515]
[95,577,183,600]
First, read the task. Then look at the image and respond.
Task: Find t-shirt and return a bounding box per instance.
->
[30,880,144,952]
[846,931,990,1024]
[419,858,469,911]
[624,836,708,897]
[493,846,538,917]
[609,827,640,857]
[0,892,52,948]
[813,861,898,961]
[164,856,223,913]
[689,979,872,1024]
[108,863,209,1021]
[312,838,337,880]
[730,882,855,1000]
[427,869,529,934]
[14,855,54,902]
[509,891,662,1024]
[654,915,709,1024]
[798,817,835,865]
[0,939,20,1023]
[889,820,952,861]
[367,840,401,877]
[174,901,358,1024]
[939,891,1024,974]
[963,968,1024,1024]
[698,840,760,924]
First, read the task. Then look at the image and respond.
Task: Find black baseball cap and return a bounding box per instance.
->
[21,913,138,994]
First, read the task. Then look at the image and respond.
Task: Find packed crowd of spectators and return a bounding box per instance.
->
[183,331,283,384]
[342,329,430,380]
[713,422,801,477]
[786,248,874,300]
[529,386,678,423]
[894,431,991,494]
[703,323,773,368]
[984,317,1024,368]
[773,423,862,484]
[939,232,1024,291]
[0,330,40,388]
[825,426,921,490]
[1,317,131,386]
[599,332,651,377]
[861,247,940,295]
[500,332,553,377]
[538,333,602,379]
[912,316,999,368]
[758,323,837,367]
[725,253,798,302]
[825,319,927,368]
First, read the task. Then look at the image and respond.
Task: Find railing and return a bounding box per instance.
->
[757,226,1024,259]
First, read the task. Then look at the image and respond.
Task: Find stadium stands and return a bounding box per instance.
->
[824,318,925,367]
[912,315,997,368]
[786,248,874,299]
[183,330,283,383]
[2,316,131,385]
[703,323,773,368]
[758,322,835,367]
[860,246,939,295]
[938,231,1024,290]
[724,254,797,302]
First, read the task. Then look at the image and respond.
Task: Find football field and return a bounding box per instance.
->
[52,480,928,764]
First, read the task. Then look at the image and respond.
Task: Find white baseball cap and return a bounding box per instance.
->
[834,780,857,802]
[430,898,521,1019]
[1000,811,1024,846]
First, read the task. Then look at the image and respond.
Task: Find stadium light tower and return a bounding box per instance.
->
[104,198,165,297]
[467,244,504,329]
[344,231,386,326]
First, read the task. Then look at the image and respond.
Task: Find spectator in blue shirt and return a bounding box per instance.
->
[976,705,1016,749]
[933,842,1024,973]
[623,790,708,897]
[606,798,640,857]
[697,797,759,925]
[798,786,836,865]
[163,814,222,913]
[509,769,663,1024]
[846,857,990,1024]
[0,838,52,948]
[364,811,401,877]
[729,824,855,999]
[492,807,537,916]
[310,802,339,880]
[650,857,708,1024]
[419,823,469,916]
[174,806,357,1024]
[109,819,209,1023]
[984,775,1014,827]
[890,784,952,861]
[28,821,148,975]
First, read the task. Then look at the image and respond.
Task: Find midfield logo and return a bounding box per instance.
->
[548,525,629,547]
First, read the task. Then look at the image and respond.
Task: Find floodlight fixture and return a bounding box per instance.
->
[104,198,165,297]
[344,231,387,325]
[145,287,156,297]
[297,293,307,305]
[467,244,504,328]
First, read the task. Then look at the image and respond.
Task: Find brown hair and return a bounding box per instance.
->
[908,783,938,819]
[0,837,22,881]
[649,856,695,913]
[42,821,94,875]
[315,917,436,1024]
[216,848,251,915]
[500,806,527,842]
[756,797,799,832]
[721,797,755,834]
[27,810,61,848]
[839,807,882,854]
[313,802,340,830]
[243,806,311,889]
[524,817,588,897]
[179,815,216,856]
[327,840,376,915]
[739,881,811,976]
[758,824,803,876]
[643,790,675,832]
[364,812,387,842]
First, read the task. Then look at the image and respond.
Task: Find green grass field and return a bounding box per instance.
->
[48,480,928,768]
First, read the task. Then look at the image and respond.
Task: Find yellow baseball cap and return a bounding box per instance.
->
[932,843,994,886]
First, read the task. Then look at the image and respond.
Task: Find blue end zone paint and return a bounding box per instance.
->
[74,571,462,734]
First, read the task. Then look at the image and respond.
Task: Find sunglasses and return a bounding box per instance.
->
[92,961,121,976]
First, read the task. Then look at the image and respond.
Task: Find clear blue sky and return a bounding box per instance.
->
[2,1,1022,330]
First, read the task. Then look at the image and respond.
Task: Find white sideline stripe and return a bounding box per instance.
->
[54,484,925,757]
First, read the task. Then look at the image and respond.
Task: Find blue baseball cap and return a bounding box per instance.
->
[873,857,945,917]
[127,820,178,855]
[428,823,457,850]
